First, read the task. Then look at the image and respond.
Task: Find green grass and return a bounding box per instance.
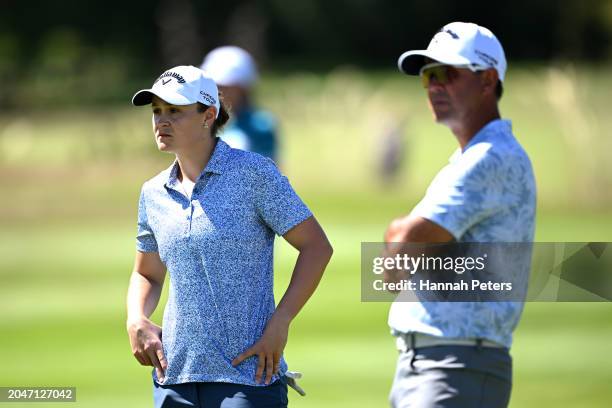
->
[1,218,612,407]
[1,65,612,407]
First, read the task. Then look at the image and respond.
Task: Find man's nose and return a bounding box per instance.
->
[427,74,445,90]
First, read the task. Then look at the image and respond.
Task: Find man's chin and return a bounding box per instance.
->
[432,112,452,126]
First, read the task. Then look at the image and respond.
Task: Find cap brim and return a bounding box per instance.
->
[131,90,154,106]
[131,89,193,106]
[398,50,472,75]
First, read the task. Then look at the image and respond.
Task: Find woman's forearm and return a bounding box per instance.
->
[274,241,333,324]
[230,240,332,383]
[126,271,163,324]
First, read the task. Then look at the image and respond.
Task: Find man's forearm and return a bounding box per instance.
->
[382,215,454,287]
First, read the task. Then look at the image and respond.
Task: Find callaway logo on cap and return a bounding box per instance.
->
[397,22,507,82]
[155,71,187,85]
[131,65,220,118]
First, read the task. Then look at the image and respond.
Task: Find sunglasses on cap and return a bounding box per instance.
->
[418,62,488,88]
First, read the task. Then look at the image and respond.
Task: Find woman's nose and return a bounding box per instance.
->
[154,114,170,127]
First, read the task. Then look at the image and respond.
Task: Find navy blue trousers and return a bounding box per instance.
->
[153,379,288,408]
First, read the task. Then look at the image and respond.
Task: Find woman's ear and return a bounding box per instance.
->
[202,107,217,128]
[207,107,218,122]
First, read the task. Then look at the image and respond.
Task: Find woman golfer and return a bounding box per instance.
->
[126,65,333,407]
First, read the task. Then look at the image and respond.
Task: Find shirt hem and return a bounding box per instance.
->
[136,245,158,253]
[410,209,464,241]
[155,370,286,387]
[276,211,313,236]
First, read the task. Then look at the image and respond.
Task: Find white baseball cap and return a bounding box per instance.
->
[200,46,258,88]
[398,22,507,82]
[132,65,220,118]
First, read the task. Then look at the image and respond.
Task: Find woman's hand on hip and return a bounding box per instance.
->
[127,317,167,382]
[231,313,291,385]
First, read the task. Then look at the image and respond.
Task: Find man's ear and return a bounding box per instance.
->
[481,69,499,97]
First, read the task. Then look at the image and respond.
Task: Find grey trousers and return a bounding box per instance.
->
[389,345,512,408]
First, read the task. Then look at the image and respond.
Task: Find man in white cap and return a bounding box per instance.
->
[384,22,536,407]
[201,46,279,162]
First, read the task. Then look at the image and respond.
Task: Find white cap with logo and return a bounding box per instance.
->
[398,22,507,82]
[200,46,258,88]
[132,65,220,118]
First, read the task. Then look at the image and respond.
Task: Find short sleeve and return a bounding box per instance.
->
[411,149,504,240]
[254,159,313,236]
[136,186,158,252]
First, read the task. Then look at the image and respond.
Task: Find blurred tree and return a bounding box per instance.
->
[1,0,610,108]
[155,0,203,67]
[224,2,269,65]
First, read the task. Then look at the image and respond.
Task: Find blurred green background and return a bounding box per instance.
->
[1,1,612,407]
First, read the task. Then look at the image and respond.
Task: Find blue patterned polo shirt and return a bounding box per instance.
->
[136,139,312,386]
[388,119,537,348]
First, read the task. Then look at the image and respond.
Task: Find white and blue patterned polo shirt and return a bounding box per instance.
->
[388,119,536,348]
[136,139,312,386]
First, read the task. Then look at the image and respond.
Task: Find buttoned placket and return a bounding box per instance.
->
[166,170,211,237]
[187,170,211,235]
[185,174,211,236]
[173,170,230,348]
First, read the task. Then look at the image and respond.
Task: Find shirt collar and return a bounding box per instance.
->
[164,139,231,189]
[204,138,231,175]
[449,119,512,163]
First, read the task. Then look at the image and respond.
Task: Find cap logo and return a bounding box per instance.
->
[474,49,498,67]
[200,91,216,106]
[442,28,460,39]
[154,71,186,85]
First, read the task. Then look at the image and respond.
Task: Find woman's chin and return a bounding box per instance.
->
[157,143,173,153]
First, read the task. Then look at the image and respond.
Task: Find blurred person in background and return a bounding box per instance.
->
[201,46,279,162]
[125,65,332,407]
[384,22,536,408]
[377,117,407,185]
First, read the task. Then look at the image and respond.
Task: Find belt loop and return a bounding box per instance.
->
[476,338,483,352]
[409,333,417,370]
